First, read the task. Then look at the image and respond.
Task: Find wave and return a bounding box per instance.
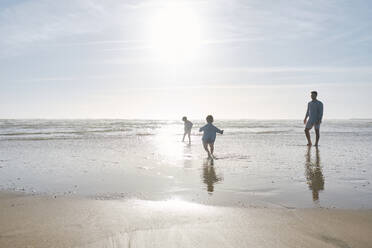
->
[136,133,155,136]
[255,130,294,134]
[0,137,86,141]
[1,120,372,142]
[0,128,134,136]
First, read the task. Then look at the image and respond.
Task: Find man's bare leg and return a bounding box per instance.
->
[203,142,211,158]
[305,128,312,146]
[314,128,320,147]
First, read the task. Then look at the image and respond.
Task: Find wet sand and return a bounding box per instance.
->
[1,120,372,209]
[1,192,371,248]
[1,120,372,247]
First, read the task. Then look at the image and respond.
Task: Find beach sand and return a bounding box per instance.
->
[1,192,371,248]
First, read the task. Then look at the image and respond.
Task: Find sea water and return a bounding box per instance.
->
[0,119,371,208]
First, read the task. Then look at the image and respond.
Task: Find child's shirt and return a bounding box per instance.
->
[199,123,223,142]
[184,120,193,132]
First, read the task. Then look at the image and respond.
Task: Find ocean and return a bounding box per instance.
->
[0,119,371,208]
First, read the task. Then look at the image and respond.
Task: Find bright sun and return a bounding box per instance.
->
[147,3,203,62]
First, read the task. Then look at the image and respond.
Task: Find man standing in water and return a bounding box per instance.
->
[304,91,324,147]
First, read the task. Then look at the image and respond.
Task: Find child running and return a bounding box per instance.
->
[199,115,224,158]
[182,116,193,144]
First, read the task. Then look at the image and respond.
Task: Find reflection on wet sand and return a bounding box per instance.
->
[183,144,193,168]
[305,147,325,202]
[202,159,223,194]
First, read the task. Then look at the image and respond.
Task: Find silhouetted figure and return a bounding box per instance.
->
[305,147,324,202]
[182,116,193,144]
[304,91,323,147]
[199,115,224,158]
[202,158,223,194]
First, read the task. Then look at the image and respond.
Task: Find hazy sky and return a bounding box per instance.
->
[1,0,372,119]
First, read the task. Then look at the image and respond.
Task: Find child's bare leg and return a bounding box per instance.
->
[203,142,211,157]
[188,132,191,144]
[304,128,312,146]
[209,143,214,156]
[182,132,186,142]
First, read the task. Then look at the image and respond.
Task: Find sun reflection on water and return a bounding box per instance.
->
[152,123,189,165]
[135,198,215,214]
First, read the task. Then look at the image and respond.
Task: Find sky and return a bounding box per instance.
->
[1,0,372,119]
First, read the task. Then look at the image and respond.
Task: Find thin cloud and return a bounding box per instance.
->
[46,40,147,47]
[15,77,77,83]
[223,66,372,73]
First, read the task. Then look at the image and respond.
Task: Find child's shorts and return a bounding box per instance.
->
[202,138,215,144]
[184,129,192,133]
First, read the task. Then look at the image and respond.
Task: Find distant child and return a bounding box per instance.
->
[182,116,193,144]
[199,115,224,158]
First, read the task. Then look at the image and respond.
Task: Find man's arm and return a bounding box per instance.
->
[318,102,323,124]
[304,103,309,124]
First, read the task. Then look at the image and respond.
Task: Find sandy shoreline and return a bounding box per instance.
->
[1,192,371,248]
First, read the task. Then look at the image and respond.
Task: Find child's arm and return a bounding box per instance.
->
[199,125,204,132]
[216,127,224,134]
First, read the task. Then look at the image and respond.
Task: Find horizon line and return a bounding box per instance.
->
[0,118,371,121]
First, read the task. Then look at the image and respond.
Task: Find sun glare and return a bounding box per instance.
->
[147,3,203,62]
